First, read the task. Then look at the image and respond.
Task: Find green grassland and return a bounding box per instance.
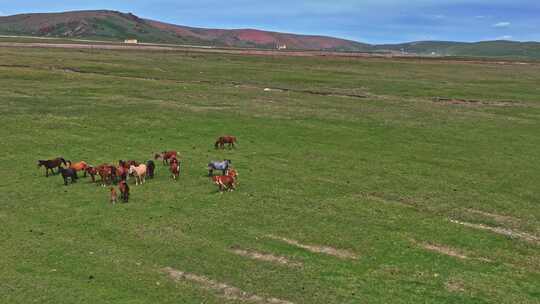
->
[1,47,539,303]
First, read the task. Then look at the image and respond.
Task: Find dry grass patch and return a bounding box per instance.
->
[267,235,358,260]
[230,246,302,267]
[419,242,469,260]
[450,219,540,244]
[162,267,294,304]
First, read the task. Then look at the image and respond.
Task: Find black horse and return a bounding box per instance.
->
[38,157,67,177]
[146,160,156,178]
[208,159,231,176]
[58,166,78,185]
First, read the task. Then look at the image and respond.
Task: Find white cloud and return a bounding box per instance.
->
[496,35,513,40]
[493,21,511,28]
[0,11,5,16]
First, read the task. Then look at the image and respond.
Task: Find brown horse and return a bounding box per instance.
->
[110,187,117,205]
[215,136,237,149]
[170,158,180,181]
[154,151,180,165]
[212,168,238,192]
[96,164,114,187]
[85,166,98,183]
[118,180,129,203]
[67,160,89,177]
[37,157,67,177]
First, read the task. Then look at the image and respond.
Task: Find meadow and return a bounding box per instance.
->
[0,46,539,303]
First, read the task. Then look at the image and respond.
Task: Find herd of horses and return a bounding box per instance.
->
[37,136,240,204]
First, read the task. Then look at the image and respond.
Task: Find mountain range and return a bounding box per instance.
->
[1,10,539,59]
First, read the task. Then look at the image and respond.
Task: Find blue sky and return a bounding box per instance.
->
[0,0,539,44]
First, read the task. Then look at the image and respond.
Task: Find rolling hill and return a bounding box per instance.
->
[1,10,540,59]
[0,10,370,51]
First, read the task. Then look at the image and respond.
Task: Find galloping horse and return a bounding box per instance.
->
[37,157,67,177]
[169,158,180,181]
[128,164,147,185]
[146,160,156,178]
[154,151,180,165]
[212,168,238,192]
[215,136,237,149]
[118,180,129,203]
[67,160,89,177]
[208,159,231,176]
[58,166,78,185]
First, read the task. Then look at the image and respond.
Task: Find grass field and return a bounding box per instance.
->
[1,46,539,303]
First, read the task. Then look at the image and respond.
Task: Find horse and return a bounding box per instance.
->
[96,164,114,187]
[212,169,238,192]
[37,157,67,177]
[110,187,117,205]
[85,166,98,183]
[208,159,231,176]
[215,136,237,149]
[169,158,180,181]
[128,164,147,185]
[67,160,89,177]
[114,165,128,183]
[118,180,129,203]
[154,151,180,165]
[58,166,78,185]
[146,160,156,178]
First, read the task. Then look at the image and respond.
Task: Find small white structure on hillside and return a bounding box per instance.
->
[124,39,138,44]
[277,44,287,50]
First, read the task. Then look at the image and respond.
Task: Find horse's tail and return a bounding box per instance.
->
[214,140,220,149]
[66,159,72,167]
[61,158,68,166]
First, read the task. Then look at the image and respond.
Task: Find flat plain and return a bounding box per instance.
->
[1,45,539,303]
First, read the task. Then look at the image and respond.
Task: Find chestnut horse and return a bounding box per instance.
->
[215,136,237,149]
[67,160,89,177]
[128,164,147,185]
[96,164,114,187]
[110,187,117,205]
[37,157,67,177]
[170,158,180,181]
[85,166,98,183]
[212,169,238,192]
[154,151,180,165]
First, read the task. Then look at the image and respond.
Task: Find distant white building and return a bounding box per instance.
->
[276,43,287,50]
[124,39,138,44]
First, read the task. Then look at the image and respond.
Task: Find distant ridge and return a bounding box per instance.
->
[0,10,370,51]
[1,10,540,58]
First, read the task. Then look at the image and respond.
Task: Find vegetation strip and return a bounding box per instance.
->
[229,247,302,267]
[162,267,294,304]
[267,235,358,259]
[450,220,540,244]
